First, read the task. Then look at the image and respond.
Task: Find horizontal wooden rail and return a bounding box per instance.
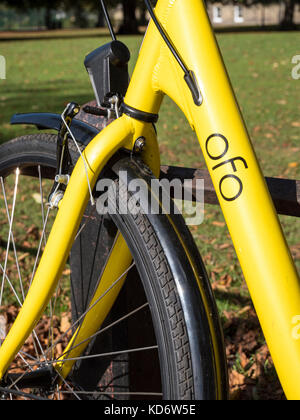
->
[77,106,300,218]
[160,166,300,218]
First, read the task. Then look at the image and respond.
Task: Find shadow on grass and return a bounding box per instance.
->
[214,24,300,33]
[214,288,252,308]
[213,287,285,400]
[0,28,145,42]
[0,29,111,42]
[0,24,299,43]
[0,240,38,259]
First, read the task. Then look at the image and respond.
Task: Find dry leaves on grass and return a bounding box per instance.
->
[224,307,285,400]
[0,305,71,371]
[0,302,286,400]
[211,265,285,400]
[290,243,300,260]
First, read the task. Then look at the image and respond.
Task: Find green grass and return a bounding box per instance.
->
[157,32,300,297]
[1,30,300,300]
[0,30,299,398]
[0,35,143,142]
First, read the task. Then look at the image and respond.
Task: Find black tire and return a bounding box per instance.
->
[0,134,228,400]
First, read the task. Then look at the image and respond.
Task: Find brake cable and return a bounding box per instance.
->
[99,0,202,106]
[143,0,203,106]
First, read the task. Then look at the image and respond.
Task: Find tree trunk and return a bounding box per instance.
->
[96,9,105,28]
[281,0,296,29]
[45,4,54,30]
[74,4,88,28]
[118,0,139,35]
[44,0,58,30]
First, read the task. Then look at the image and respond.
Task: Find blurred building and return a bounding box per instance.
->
[207,1,300,27]
[0,2,300,31]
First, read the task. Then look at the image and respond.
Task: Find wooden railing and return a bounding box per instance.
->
[160,166,300,218]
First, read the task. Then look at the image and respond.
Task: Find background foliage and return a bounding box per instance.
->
[0,0,299,31]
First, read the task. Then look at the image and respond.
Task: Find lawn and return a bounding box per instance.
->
[0,30,300,399]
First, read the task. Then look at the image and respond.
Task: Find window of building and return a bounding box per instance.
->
[213,6,223,23]
[234,5,244,23]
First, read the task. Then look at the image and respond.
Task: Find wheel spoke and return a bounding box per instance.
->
[52,345,159,364]
[60,391,163,397]
[0,386,47,400]
[0,139,168,399]
[54,369,82,401]
[0,176,24,303]
[56,302,149,359]
[43,261,136,360]
[0,170,53,372]
[0,263,23,307]
[16,344,159,371]
[0,170,20,307]
[28,206,51,290]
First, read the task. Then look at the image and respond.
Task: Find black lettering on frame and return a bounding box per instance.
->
[219,174,243,202]
[206,134,229,160]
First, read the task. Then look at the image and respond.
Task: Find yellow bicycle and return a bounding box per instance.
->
[0,0,299,400]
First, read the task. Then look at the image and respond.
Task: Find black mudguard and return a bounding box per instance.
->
[11,113,100,147]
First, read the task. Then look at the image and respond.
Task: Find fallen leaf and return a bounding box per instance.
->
[32,193,45,204]
[0,315,6,341]
[212,221,225,227]
[239,352,249,369]
[219,243,231,250]
[265,133,274,139]
[60,313,71,334]
[252,125,261,134]
[18,253,29,262]
[229,370,246,389]
[276,99,287,105]
[291,122,300,128]
[237,306,251,316]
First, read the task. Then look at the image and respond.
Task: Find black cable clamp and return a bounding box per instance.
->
[120,103,159,124]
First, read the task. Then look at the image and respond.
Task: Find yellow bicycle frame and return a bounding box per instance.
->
[0,0,299,399]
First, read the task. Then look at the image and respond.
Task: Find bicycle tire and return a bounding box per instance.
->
[0,133,228,400]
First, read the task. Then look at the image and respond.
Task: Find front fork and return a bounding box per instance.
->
[0,114,160,381]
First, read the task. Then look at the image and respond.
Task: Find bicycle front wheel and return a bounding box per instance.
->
[0,134,227,400]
